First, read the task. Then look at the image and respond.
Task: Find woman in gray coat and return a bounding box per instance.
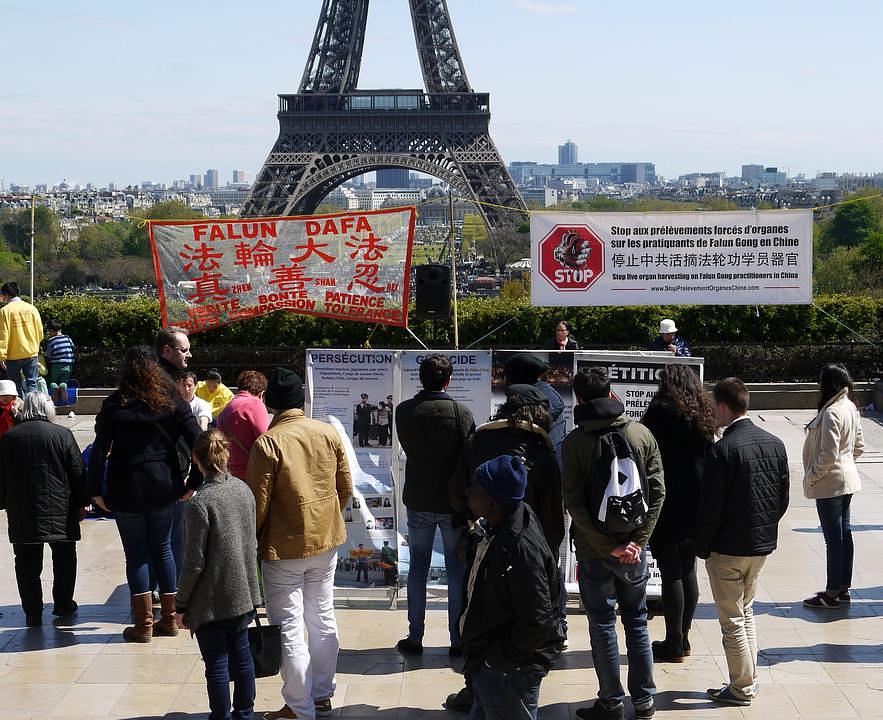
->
[175,429,262,720]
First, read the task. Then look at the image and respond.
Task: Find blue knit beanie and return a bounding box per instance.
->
[474,454,527,510]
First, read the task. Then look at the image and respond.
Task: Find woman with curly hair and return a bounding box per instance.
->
[90,346,201,642]
[641,364,717,662]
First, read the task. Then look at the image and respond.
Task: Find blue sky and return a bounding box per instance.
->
[2,0,882,187]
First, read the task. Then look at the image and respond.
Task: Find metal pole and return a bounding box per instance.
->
[30,195,36,300]
[448,189,459,349]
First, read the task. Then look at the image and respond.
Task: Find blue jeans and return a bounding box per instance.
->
[578,554,655,709]
[406,509,465,645]
[817,494,854,593]
[115,505,177,595]
[6,356,39,397]
[195,613,255,720]
[468,663,546,720]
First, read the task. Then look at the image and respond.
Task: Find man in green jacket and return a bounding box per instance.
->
[562,366,665,720]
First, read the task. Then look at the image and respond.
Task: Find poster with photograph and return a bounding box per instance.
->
[306,350,398,588]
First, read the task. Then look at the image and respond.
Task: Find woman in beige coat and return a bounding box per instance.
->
[802,364,864,609]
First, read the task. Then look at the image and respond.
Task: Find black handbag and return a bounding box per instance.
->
[248,614,282,678]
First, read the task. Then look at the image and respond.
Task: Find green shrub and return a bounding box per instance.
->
[36,294,882,384]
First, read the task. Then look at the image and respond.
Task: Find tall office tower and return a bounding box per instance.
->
[558,139,578,165]
[376,168,411,188]
[190,174,203,189]
[204,169,219,189]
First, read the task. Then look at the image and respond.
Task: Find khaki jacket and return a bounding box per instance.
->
[802,389,864,500]
[246,409,352,560]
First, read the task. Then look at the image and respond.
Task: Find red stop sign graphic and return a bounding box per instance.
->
[538,225,605,291]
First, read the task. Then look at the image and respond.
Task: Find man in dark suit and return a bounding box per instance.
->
[695,377,790,708]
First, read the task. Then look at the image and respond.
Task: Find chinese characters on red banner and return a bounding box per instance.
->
[149,208,415,333]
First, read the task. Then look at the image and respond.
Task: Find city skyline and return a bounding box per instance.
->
[2,0,882,187]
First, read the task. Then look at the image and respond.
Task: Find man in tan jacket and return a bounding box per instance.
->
[246,368,352,720]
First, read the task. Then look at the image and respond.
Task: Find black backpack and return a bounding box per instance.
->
[584,424,649,541]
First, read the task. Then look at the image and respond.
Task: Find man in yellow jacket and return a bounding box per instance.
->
[0,282,43,397]
[246,368,352,720]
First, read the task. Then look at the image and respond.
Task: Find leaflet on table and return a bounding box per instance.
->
[305,350,396,588]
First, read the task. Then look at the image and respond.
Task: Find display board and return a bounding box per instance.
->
[305,348,703,599]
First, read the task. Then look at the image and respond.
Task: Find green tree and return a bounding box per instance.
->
[57,259,88,288]
[124,201,202,257]
[0,206,62,260]
[828,195,882,248]
[477,225,530,273]
[78,222,127,260]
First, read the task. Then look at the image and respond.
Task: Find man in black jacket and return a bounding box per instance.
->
[395,354,474,656]
[460,454,561,719]
[695,377,790,707]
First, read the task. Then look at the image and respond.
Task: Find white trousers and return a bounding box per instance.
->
[262,548,340,720]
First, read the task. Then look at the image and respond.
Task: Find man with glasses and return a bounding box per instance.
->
[153,328,192,378]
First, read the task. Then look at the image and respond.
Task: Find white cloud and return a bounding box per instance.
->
[514,0,577,16]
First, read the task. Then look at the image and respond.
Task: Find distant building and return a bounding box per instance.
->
[521,188,558,207]
[558,139,578,165]
[189,174,203,189]
[742,164,787,187]
[376,168,410,188]
[508,161,656,186]
[204,169,219,189]
[325,186,360,210]
[232,170,250,185]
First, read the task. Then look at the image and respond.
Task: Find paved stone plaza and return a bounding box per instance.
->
[1,409,882,719]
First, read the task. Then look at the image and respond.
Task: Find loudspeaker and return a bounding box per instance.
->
[415,264,451,320]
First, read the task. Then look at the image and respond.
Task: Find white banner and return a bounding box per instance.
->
[531,210,813,306]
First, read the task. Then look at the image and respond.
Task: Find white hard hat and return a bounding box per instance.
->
[659,319,678,334]
[0,379,18,396]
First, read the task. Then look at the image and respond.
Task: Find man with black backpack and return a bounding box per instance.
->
[562,367,665,720]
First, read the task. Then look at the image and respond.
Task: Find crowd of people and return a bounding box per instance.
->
[0,312,868,720]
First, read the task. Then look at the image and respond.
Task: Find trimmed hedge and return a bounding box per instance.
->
[36,294,882,385]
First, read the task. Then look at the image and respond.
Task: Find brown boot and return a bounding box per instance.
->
[122,592,153,643]
[153,593,178,636]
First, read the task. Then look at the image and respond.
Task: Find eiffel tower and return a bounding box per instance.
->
[242,0,527,229]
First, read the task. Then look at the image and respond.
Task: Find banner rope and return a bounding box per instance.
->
[810,302,879,347]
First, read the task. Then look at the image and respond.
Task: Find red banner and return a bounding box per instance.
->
[149,208,415,333]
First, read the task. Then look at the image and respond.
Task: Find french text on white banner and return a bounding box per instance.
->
[530,210,813,306]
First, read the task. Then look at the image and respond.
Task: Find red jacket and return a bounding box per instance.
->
[217,391,270,480]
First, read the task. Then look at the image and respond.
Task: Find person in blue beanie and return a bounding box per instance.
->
[459,454,562,720]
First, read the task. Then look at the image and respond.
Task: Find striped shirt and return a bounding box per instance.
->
[45,333,76,365]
